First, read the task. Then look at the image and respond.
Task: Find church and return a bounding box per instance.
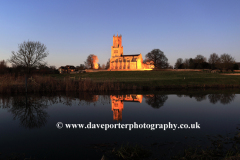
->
[109,34,153,70]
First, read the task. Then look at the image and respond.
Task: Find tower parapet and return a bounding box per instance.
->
[111,33,123,58]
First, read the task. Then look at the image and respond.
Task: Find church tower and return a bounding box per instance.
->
[111,34,123,58]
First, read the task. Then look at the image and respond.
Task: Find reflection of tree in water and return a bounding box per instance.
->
[176,93,236,104]
[176,94,183,98]
[208,94,222,104]
[56,93,109,106]
[0,96,11,109]
[208,94,236,105]
[193,95,207,102]
[9,95,49,129]
[79,93,99,103]
[1,93,106,129]
[98,95,111,105]
[177,94,207,102]
[220,94,235,104]
[144,95,168,109]
[77,94,111,106]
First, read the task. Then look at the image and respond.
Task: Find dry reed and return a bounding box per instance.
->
[0,74,240,93]
[0,74,132,93]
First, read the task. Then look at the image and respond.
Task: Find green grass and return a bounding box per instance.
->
[51,71,240,88]
[1,71,239,93]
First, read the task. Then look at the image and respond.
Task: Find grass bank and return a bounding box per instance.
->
[53,71,240,89]
[0,71,240,93]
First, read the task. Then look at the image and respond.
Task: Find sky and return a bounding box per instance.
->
[1,0,240,68]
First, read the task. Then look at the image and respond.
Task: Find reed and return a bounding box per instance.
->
[0,74,133,93]
[0,73,240,93]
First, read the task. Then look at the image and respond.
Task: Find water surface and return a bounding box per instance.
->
[0,91,239,159]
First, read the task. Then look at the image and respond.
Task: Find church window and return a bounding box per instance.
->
[132,58,137,62]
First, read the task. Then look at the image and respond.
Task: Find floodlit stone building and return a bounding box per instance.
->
[109,34,153,70]
[58,65,76,74]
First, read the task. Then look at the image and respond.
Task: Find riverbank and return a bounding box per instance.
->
[0,71,240,93]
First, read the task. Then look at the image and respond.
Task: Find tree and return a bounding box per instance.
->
[217,53,235,70]
[195,55,207,69]
[49,66,56,70]
[233,63,239,70]
[189,58,195,69]
[8,41,49,73]
[84,54,98,69]
[105,58,110,69]
[98,63,101,69]
[0,60,8,74]
[174,58,183,69]
[208,53,219,69]
[195,55,206,63]
[79,64,85,70]
[183,58,190,69]
[168,65,173,69]
[145,49,169,69]
[102,64,106,69]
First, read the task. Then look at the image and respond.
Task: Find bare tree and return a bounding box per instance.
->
[195,55,207,64]
[168,65,173,69]
[195,55,207,69]
[98,63,101,69]
[102,64,106,69]
[0,60,8,74]
[217,53,235,70]
[8,41,49,73]
[49,66,56,70]
[78,64,85,70]
[208,53,219,69]
[183,58,190,69]
[174,58,183,69]
[145,49,169,68]
[105,59,110,69]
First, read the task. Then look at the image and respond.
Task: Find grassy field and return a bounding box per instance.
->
[51,71,240,88]
[1,71,240,93]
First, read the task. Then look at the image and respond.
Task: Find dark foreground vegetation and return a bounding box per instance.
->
[99,127,240,160]
[1,71,240,93]
[3,129,240,160]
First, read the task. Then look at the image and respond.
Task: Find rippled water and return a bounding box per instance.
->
[0,91,240,159]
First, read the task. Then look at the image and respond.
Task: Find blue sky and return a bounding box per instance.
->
[1,0,240,68]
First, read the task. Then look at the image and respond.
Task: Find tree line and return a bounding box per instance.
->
[1,40,239,75]
[174,53,239,70]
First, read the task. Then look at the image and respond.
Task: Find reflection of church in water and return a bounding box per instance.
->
[110,95,143,121]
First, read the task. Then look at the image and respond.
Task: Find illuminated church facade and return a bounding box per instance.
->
[109,34,153,70]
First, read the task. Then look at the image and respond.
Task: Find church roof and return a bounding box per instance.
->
[122,54,140,57]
